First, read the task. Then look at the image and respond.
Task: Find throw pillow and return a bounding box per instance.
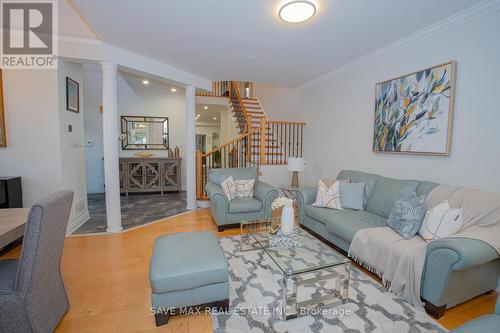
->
[221,176,236,201]
[388,193,427,239]
[234,179,255,198]
[339,182,365,211]
[418,200,463,241]
[313,179,342,210]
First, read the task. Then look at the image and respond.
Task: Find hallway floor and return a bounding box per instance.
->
[75,192,187,234]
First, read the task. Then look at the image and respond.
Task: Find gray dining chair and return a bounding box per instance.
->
[0,190,74,333]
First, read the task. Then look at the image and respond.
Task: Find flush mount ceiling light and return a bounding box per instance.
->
[170,87,177,92]
[213,117,217,120]
[142,80,149,85]
[204,106,208,110]
[279,0,316,23]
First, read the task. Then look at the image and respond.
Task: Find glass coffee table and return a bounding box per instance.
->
[241,217,351,320]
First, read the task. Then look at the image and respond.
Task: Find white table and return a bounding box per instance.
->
[0,208,29,250]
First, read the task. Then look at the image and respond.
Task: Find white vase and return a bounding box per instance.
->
[281,206,294,235]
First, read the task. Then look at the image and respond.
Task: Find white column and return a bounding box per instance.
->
[185,85,197,209]
[101,62,123,232]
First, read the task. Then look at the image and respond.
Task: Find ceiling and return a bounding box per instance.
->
[195,104,225,126]
[73,0,481,86]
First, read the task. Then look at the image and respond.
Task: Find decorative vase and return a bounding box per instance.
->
[281,206,294,235]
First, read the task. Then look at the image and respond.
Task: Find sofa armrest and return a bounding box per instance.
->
[421,237,499,307]
[295,186,317,225]
[427,237,499,272]
[254,181,278,218]
[205,182,229,225]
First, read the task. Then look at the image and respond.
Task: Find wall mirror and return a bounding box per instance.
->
[121,116,169,150]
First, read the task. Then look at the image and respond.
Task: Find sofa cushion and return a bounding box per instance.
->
[336,170,379,200]
[208,167,258,186]
[416,181,440,197]
[149,232,228,294]
[228,197,262,213]
[366,177,419,218]
[305,204,352,225]
[325,211,387,243]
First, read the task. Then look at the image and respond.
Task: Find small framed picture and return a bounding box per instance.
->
[66,77,80,113]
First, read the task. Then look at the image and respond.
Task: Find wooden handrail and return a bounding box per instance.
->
[266,120,306,125]
[202,129,258,157]
[230,81,251,133]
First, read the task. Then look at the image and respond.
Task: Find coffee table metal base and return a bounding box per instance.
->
[280,264,351,320]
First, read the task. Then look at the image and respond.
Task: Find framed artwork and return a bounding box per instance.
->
[373,61,456,155]
[66,77,80,113]
[0,69,5,147]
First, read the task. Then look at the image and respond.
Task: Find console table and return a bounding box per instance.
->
[119,157,182,195]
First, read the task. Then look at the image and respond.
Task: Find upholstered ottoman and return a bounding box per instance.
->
[149,231,229,326]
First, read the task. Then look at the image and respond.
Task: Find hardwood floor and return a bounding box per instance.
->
[1,208,496,332]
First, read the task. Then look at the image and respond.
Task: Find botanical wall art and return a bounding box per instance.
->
[373,61,456,155]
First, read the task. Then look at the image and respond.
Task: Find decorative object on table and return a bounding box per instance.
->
[270,230,302,248]
[174,146,180,157]
[271,197,294,235]
[0,70,6,147]
[339,182,366,211]
[66,77,80,113]
[287,157,304,187]
[373,61,456,155]
[418,200,463,241]
[134,151,154,158]
[387,192,427,239]
[167,148,173,157]
[313,179,343,210]
[269,224,280,235]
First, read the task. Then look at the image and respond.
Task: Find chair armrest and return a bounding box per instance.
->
[254,181,278,210]
[427,237,499,272]
[295,186,317,225]
[206,182,227,201]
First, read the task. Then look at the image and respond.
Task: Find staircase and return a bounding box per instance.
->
[196,81,305,199]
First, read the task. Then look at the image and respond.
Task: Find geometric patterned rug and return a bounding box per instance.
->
[213,236,448,333]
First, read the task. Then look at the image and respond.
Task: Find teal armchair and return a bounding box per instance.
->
[206,167,278,231]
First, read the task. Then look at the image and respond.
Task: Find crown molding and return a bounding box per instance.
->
[299,0,500,90]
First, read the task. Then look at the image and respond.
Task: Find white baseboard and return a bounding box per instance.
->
[66,210,90,236]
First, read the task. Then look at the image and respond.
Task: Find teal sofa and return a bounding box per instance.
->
[450,295,499,332]
[296,170,500,318]
[206,167,278,231]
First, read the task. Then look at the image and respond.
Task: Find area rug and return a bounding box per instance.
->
[213,236,447,333]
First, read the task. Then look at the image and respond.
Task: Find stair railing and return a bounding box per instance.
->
[229,81,252,133]
[196,129,261,199]
[265,120,305,165]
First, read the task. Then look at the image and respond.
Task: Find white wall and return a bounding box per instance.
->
[57,60,89,230]
[83,70,104,193]
[253,83,306,121]
[0,62,89,232]
[0,70,63,206]
[300,10,500,193]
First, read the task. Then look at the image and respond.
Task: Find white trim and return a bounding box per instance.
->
[58,35,104,46]
[66,210,90,236]
[299,0,500,89]
[67,209,201,237]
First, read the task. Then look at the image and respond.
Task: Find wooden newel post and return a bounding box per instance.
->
[196,150,202,199]
[260,118,266,165]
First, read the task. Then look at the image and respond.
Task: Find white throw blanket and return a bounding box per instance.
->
[348,185,500,310]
